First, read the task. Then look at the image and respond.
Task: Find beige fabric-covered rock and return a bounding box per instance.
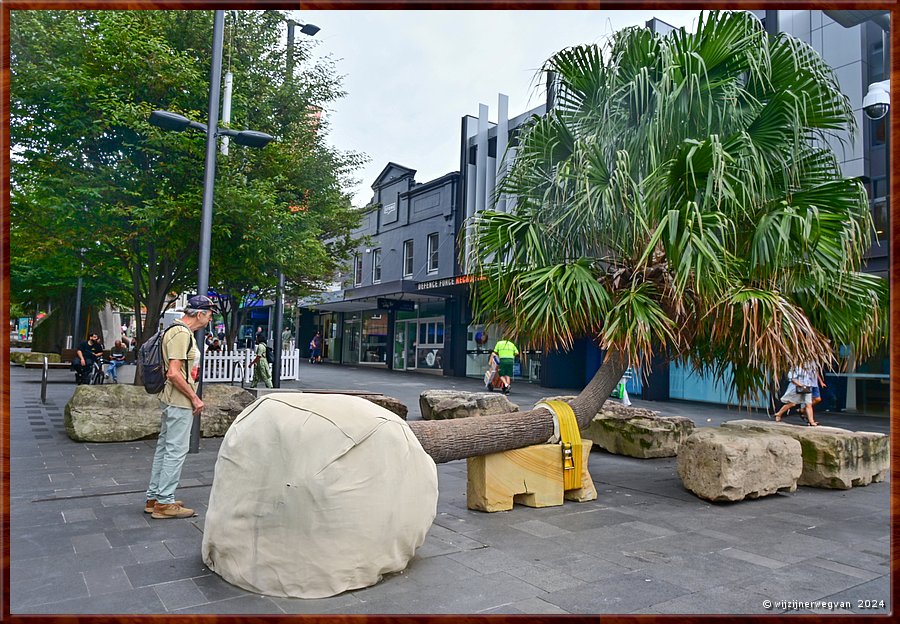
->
[201,393,438,599]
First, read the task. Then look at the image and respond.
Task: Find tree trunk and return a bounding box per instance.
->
[408,348,627,463]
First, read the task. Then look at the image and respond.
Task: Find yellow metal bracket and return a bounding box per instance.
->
[538,400,582,490]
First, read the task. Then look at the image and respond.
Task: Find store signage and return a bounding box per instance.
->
[416,274,485,291]
[377,298,415,312]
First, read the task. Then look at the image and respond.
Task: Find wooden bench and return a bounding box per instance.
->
[23,361,73,370]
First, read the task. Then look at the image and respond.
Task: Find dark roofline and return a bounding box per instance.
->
[401,171,460,197]
[371,162,417,189]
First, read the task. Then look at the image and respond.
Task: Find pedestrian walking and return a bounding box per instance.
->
[144,295,218,519]
[490,337,519,394]
[249,333,274,388]
[309,330,322,364]
[773,363,821,426]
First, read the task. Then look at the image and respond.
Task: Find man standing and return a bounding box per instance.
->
[491,337,519,395]
[144,295,217,519]
[281,326,293,349]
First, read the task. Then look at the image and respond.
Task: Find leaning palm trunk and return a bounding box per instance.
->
[408,350,626,463]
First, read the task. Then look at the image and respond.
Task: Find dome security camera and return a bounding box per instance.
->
[863,80,890,120]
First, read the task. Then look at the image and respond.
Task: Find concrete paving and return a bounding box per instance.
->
[9,361,891,615]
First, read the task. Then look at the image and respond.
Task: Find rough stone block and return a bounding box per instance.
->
[467,439,596,512]
[64,383,255,442]
[677,427,802,502]
[420,389,518,420]
[721,419,889,489]
[581,406,695,458]
[358,395,407,420]
[11,351,61,365]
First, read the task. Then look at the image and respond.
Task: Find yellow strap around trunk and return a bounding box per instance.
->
[540,400,582,490]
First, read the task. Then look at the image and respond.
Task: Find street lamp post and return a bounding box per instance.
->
[272,16,320,387]
[149,10,274,453]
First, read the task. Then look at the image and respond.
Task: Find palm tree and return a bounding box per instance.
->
[408,11,887,463]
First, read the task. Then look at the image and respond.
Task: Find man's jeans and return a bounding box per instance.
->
[107,359,125,381]
[145,402,192,504]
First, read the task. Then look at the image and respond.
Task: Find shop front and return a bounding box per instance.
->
[392,305,446,373]
[301,282,451,374]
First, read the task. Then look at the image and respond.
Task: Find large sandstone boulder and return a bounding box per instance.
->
[201,384,258,436]
[11,351,61,365]
[581,405,694,458]
[202,393,437,598]
[721,420,889,489]
[677,427,802,502]
[419,389,518,420]
[359,395,408,420]
[64,383,255,442]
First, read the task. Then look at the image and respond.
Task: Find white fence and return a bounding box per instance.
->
[201,349,301,384]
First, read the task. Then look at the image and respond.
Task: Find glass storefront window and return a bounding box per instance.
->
[361,312,388,364]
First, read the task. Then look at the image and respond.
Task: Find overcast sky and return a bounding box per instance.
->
[291,10,703,207]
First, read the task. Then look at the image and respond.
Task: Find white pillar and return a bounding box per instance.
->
[496,94,509,213]
[475,103,489,217]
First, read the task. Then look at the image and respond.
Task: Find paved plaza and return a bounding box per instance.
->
[8,361,891,615]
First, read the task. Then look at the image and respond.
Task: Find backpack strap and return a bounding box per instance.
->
[161,321,196,376]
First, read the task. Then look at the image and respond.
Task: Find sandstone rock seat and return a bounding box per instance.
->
[11,351,61,365]
[419,389,518,420]
[580,404,695,459]
[676,427,802,502]
[721,420,889,489]
[358,395,408,420]
[64,383,255,442]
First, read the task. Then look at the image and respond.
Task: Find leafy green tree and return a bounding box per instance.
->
[10,10,363,350]
[409,11,887,462]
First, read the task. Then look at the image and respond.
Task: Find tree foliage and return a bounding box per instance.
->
[10,10,363,344]
[469,11,887,404]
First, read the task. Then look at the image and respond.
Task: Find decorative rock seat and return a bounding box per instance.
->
[676,428,802,502]
[11,351,61,365]
[581,403,695,458]
[721,420,889,489]
[419,389,518,420]
[64,384,256,441]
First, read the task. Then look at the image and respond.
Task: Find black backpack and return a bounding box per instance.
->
[265,343,275,365]
[138,325,179,394]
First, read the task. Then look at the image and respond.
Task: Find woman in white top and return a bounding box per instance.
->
[773,363,824,426]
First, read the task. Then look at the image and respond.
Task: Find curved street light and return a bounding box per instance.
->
[148,10,274,454]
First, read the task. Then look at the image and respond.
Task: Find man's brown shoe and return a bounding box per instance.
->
[151,502,195,519]
[144,499,182,514]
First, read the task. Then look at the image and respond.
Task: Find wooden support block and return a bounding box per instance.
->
[565,439,597,502]
[467,439,596,512]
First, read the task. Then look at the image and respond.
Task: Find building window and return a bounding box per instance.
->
[372,248,382,284]
[354,254,363,286]
[403,240,414,277]
[427,233,439,273]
